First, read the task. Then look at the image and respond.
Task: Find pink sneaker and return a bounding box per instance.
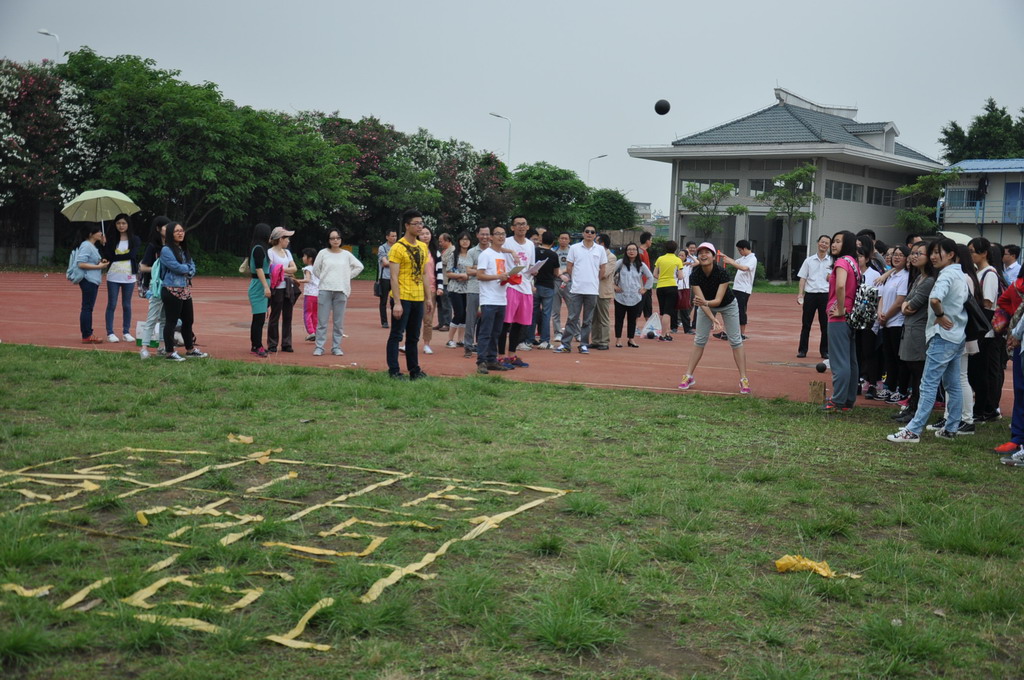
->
[678,375,696,390]
[739,378,751,394]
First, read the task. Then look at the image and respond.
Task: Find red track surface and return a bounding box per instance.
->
[0,272,1011,410]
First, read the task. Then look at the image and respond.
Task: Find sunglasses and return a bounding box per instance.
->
[583,230,596,235]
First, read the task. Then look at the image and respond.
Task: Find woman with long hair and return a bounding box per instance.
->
[677,242,750,394]
[888,238,967,441]
[267,226,298,353]
[444,232,472,349]
[894,241,936,423]
[876,245,910,403]
[613,242,653,348]
[159,222,207,361]
[824,231,860,412]
[247,223,273,357]
[101,213,142,343]
[138,215,171,358]
[311,228,364,356]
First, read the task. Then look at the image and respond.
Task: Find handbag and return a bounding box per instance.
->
[964,293,993,342]
[373,280,382,298]
[676,288,692,311]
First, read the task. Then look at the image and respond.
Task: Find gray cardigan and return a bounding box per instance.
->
[899,274,935,362]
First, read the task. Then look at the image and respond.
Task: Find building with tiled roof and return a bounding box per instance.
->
[629,89,943,276]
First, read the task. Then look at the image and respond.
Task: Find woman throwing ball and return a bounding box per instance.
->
[677,242,751,394]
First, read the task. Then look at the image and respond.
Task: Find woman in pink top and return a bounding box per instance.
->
[825,230,861,412]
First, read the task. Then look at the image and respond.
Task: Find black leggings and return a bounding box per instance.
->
[881,326,909,394]
[450,292,467,326]
[251,313,266,351]
[161,288,194,354]
[614,300,642,339]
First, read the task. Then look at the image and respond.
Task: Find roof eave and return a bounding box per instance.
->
[628,143,943,173]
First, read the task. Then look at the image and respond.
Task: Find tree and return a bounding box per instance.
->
[0,59,96,207]
[508,162,589,230]
[678,182,747,240]
[59,49,358,234]
[894,168,961,234]
[583,188,636,232]
[758,163,817,283]
[939,98,1024,163]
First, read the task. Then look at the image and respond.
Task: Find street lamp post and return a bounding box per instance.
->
[37,29,60,62]
[489,112,512,168]
[587,154,608,185]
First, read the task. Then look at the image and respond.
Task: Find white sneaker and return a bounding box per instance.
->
[424,345,433,354]
[537,341,551,349]
[166,352,185,362]
[107,333,120,343]
[446,340,457,348]
[123,333,135,343]
[516,342,533,352]
[139,348,150,359]
[332,348,344,356]
[554,333,562,343]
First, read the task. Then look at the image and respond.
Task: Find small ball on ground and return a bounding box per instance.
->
[815,362,827,373]
[654,99,670,115]
[646,331,657,339]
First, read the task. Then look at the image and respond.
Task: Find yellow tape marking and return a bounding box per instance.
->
[1,583,52,597]
[144,554,181,573]
[135,614,221,634]
[58,578,111,610]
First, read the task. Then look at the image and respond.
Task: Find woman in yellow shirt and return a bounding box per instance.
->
[652,241,684,341]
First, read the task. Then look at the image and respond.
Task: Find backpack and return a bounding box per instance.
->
[847,282,880,330]
[66,247,85,284]
[149,258,163,299]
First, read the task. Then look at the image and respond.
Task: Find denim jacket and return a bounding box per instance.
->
[159,246,196,287]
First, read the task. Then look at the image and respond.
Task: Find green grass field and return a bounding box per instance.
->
[1,345,1022,679]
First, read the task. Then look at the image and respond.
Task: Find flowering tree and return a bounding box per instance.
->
[0,59,96,207]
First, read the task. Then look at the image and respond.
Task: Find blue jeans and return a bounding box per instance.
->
[533,285,555,344]
[105,280,135,335]
[477,305,505,365]
[386,299,424,376]
[827,320,859,408]
[907,336,965,434]
[79,281,99,338]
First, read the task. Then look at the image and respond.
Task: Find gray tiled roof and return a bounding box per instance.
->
[672,103,937,163]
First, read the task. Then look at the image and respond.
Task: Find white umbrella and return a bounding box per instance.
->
[61,189,140,223]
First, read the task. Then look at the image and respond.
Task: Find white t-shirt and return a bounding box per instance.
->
[303,265,319,297]
[797,253,832,293]
[477,248,511,306]
[978,265,1000,338]
[877,268,908,328]
[107,238,135,284]
[567,242,607,296]
[733,252,757,294]
[505,237,535,295]
[268,248,294,289]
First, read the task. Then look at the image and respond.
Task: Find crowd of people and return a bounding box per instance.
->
[71,213,1024,467]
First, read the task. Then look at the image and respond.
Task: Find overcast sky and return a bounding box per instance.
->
[3,0,1023,216]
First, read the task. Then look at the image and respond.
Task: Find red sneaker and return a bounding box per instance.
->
[993,441,1020,454]
[81,336,103,344]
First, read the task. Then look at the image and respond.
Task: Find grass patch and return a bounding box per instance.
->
[0,345,1022,677]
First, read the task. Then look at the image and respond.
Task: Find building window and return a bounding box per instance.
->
[829,160,866,177]
[825,179,863,203]
[748,159,782,171]
[709,159,741,171]
[946,188,980,209]
[679,159,711,171]
[868,168,908,183]
[680,179,739,196]
[866,187,897,206]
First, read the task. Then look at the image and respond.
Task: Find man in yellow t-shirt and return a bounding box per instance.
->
[652,241,684,341]
[386,210,434,379]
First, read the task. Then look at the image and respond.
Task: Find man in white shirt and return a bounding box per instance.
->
[554,224,606,354]
[1004,245,1020,285]
[722,239,756,339]
[475,226,513,374]
[796,234,832,358]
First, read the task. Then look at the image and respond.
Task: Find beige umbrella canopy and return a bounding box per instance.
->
[61,189,141,223]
